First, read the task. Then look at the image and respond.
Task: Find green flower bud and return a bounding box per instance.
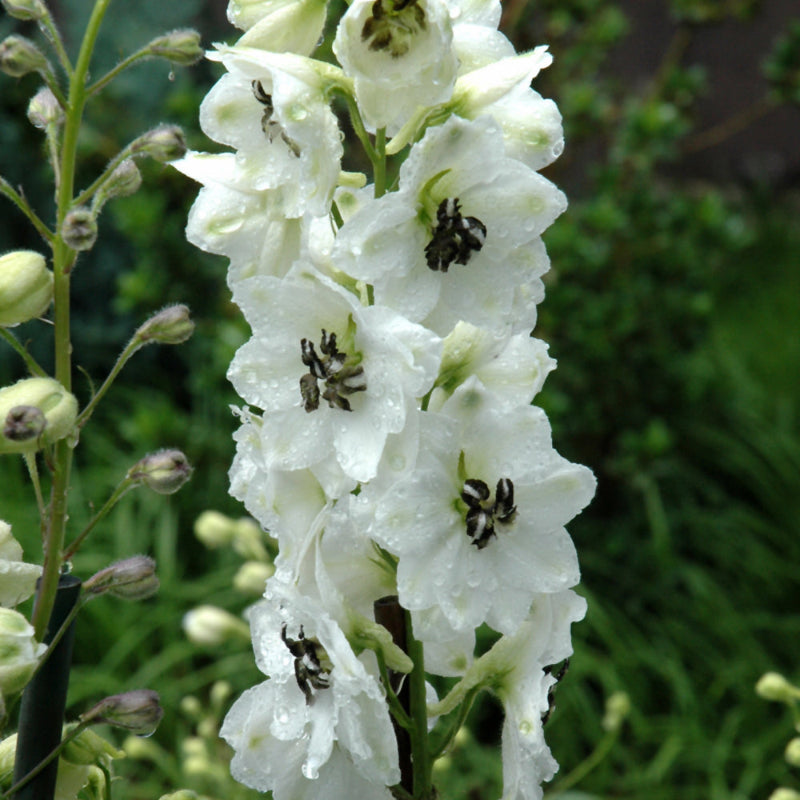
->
[134,304,194,346]
[128,449,193,494]
[0,377,78,454]
[0,34,47,77]
[81,690,164,736]
[756,671,800,703]
[61,726,125,765]
[0,0,47,21]
[193,509,237,548]
[769,790,800,800]
[0,250,53,326]
[209,680,232,709]
[27,87,63,129]
[3,405,46,442]
[602,691,631,732]
[182,605,250,647]
[95,159,141,209]
[0,607,46,696]
[84,556,159,601]
[157,791,200,800]
[130,124,187,163]
[61,206,98,251]
[147,29,203,66]
[232,516,270,561]
[786,738,800,768]
[233,560,274,595]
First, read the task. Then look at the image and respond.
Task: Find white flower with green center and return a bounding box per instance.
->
[201,46,347,217]
[332,115,566,335]
[228,267,441,483]
[220,581,399,799]
[365,379,595,634]
[333,0,458,135]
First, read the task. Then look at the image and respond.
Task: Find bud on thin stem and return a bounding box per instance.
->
[127,449,193,494]
[61,207,97,252]
[147,29,203,66]
[93,159,142,211]
[130,124,187,163]
[133,304,194,346]
[81,690,164,736]
[84,556,159,600]
[0,34,48,78]
[27,87,64,130]
[0,0,47,20]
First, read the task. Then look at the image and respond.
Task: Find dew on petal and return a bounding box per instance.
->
[302,760,319,780]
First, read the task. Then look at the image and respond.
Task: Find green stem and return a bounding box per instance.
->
[37,11,74,78]
[336,89,377,162]
[376,648,414,732]
[22,453,46,530]
[0,177,55,245]
[374,127,387,199]
[546,729,618,798]
[75,336,142,429]
[405,611,432,799]
[86,45,153,98]
[24,596,87,686]
[62,478,136,561]
[429,687,480,759]
[32,0,113,643]
[2,721,90,799]
[0,329,48,377]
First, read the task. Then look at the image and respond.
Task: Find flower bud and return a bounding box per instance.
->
[61,726,125,765]
[182,605,250,647]
[130,124,187,163]
[84,556,159,601]
[157,791,200,800]
[61,206,97,252]
[756,672,800,703]
[0,34,47,77]
[0,250,53,326]
[234,0,327,55]
[602,691,631,732]
[0,607,46,696]
[769,790,800,800]
[193,510,236,548]
[3,405,45,443]
[147,29,203,66]
[95,159,142,208]
[134,304,194,346]
[27,87,63,129]
[0,0,47,20]
[785,738,800,768]
[232,517,269,561]
[0,377,78,454]
[81,690,164,736]
[128,449,193,494]
[210,679,232,709]
[233,560,273,595]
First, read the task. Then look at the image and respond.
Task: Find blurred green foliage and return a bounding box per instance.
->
[1,1,800,799]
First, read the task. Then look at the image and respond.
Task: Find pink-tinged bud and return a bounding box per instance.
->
[3,405,45,443]
[27,87,63,130]
[0,250,53,326]
[130,125,187,163]
[81,690,164,736]
[61,207,97,252]
[0,35,47,77]
[134,304,194,346]
[84,556,159,600]
[0,0,47,20]
[147,29,203,66]
[128,449,192,494]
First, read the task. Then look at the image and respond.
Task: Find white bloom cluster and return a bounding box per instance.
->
[178,2,595,799]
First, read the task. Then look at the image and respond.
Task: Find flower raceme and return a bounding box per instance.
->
[179,1,595,798]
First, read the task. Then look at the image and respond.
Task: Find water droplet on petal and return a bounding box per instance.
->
[302,760,319,780]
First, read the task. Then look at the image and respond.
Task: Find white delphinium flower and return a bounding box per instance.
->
[365,379,595,635]
[219,581,399,800]
[447,0,516,73]
[228,0,328,55]
[332,115,566,335]
[0,520,41,607]
[228,266,441,483]
[428,320,556,412]
[333,0,458,135]
[201,46,347,217]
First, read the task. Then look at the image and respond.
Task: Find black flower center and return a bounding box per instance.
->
[251,79,300,157]
[425,197,487,272]
[300,328,366,413]
[361,0,427,58]
[281,624,332,704]
[460,477,516,549]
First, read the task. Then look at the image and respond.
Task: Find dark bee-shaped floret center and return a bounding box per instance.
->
[460,476,516,549]
[281,623,332,704]
[361,0,427,58]
[251,80,300,158]
[425,197,487,272]
[299,329,366,413]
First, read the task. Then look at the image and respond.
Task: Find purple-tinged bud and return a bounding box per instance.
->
[130,124,187,163]
[81,690,164,736]
[128,449,192,494]
[147,29,203,66]
[96,159,142,206]
[3,405,45,443]
[0,250,53,326]
[61,206,97,252]
[134,304,194,346]
[27,87,64,130]
[0,0,47,21]
[84,556,159,600]
[0,34,47,78]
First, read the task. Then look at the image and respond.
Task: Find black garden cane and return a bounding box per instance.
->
[12,574,82,800]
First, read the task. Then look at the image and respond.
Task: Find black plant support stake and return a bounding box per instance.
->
[12,574,82,800]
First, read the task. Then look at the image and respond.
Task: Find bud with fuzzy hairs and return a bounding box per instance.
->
[130,124,187,163]
[133,304,194,346]
[127,449,193,494]
[61,206,97,252]
[147,29,203,66]
[84,556,159,601]
[27,87,64,130]
[0,0,46,20]
[81,690,164,736]
[0,35,47,77]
